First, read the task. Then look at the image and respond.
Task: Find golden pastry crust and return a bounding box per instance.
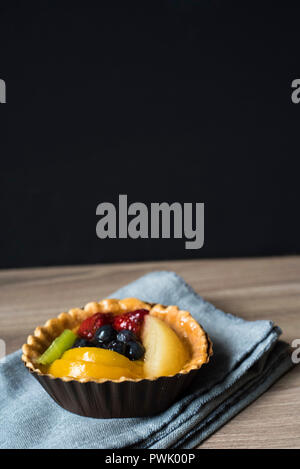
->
[22,297,212,383]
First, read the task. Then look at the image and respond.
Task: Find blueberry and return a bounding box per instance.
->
[117,329,137,343]
[94,325,116,346]
[126,341,145,361]
[107,340,127,356]
[72,338,92,348]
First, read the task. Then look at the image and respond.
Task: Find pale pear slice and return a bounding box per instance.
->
[141,315,189,378]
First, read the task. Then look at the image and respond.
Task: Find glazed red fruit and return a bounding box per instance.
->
[113,309,149,336]
[78,313,113,340]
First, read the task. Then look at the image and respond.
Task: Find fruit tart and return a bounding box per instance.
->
[22,298,212,418]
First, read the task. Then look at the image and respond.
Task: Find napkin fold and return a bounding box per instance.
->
[0,271,292,449]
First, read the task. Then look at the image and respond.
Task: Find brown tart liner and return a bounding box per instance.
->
[22,298,213,418]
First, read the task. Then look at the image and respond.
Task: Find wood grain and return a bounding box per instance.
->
[0,256,299,448]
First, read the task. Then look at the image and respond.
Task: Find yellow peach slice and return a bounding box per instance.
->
[62,347,143,370]
[48,359,140,381]
[48,347,144,381]
[141,315,189,378]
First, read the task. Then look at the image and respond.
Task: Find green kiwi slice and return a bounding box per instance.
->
[37,329,77,365]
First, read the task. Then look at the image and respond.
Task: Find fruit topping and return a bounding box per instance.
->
[113,309,149,336]
[141,315,189,378]
[72,338,93,348]
[74,309,149,361]
[92,326,145,360]
[62,346,140,368]
[116,330,137,343]
[49,360,139,381]
[49,347,144,380]
[107,340,127,356]
[78,313,113,340]
[126,340,145,361]
[38,329,77,365]
[93,324,116,346]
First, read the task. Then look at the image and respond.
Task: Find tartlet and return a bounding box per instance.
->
[22,298,212,418]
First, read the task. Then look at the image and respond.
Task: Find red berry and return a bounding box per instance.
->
[78,313,113,340]
[113,309,149,336]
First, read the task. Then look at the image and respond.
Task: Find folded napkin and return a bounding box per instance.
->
[0,271,292,449]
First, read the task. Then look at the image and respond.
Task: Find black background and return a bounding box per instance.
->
[1,1,300,269]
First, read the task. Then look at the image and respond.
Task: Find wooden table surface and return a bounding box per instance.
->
[1,256,299,448]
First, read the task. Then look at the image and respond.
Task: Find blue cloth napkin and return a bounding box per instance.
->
[0,271,292,449]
